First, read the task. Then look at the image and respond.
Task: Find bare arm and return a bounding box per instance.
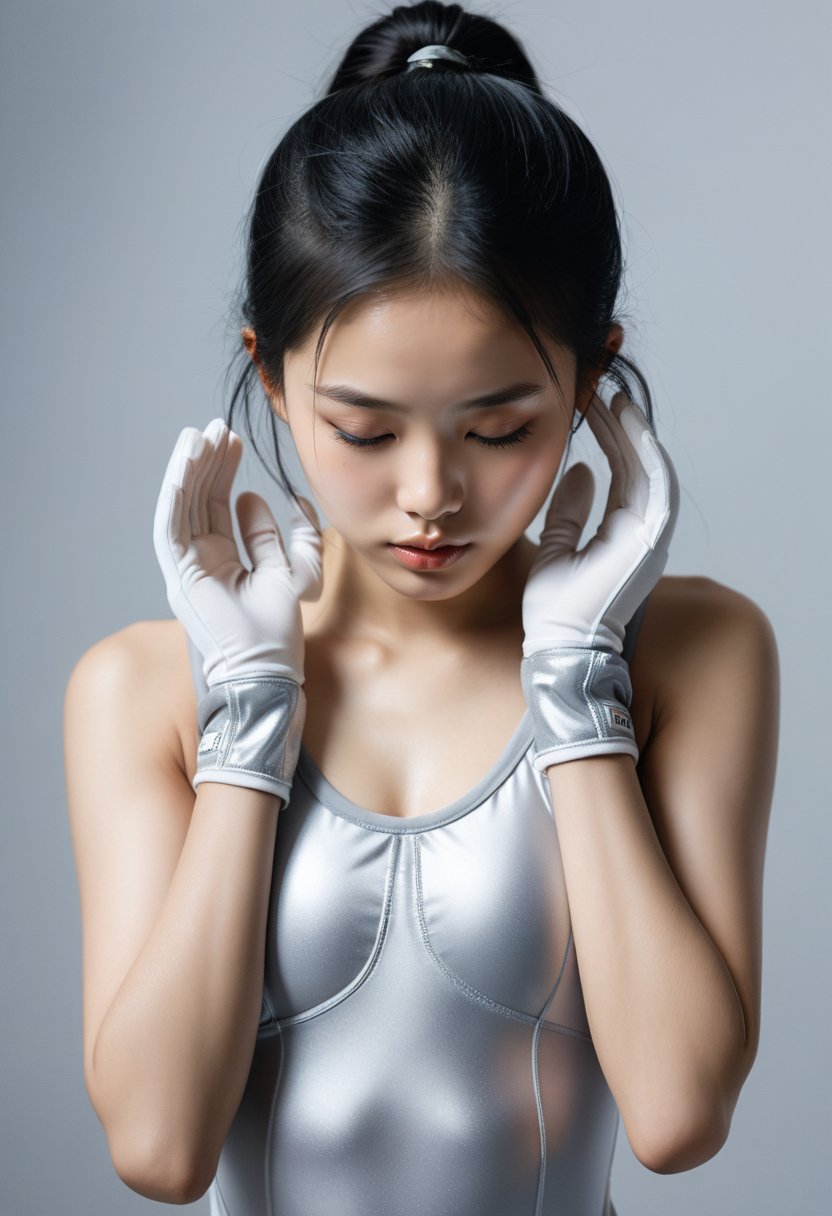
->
[544,580,778,1174]
[64,623,281,1203]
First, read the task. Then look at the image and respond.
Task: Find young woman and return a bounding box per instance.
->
[63,4,779,1213]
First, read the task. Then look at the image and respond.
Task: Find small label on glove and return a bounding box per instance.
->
[198,730,222,754]
[606,704,632,732]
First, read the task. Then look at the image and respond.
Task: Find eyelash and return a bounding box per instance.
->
[331,424,534,450]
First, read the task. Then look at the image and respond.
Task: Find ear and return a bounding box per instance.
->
[573,323,624,423]
[241,326,289,424]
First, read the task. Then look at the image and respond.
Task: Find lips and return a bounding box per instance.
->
[387,542,470,571]
[393,537,465,551]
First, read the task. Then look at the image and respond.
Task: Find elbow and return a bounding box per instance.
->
[629,1092,731,1175]
[110,1124,217,1205]
[85,1056,219,1203]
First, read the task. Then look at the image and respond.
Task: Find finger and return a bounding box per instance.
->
[608,393,652,517]
[174,427,208,540]
[153,428,189,547]
[153,427,207,590]
[153,430,192,585]
[538,462,595,557]
[286,494,323,601]
[583,391,651,515]
[179,428,210,543]
[641,431,682,550]
[195,418,228,538]
[235,491,290,572]
[612,393,679,546]
[583,394,634,512]
[207,426,243,542]
[189,419,223,538]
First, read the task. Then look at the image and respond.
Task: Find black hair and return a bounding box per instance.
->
[223,0,656,528]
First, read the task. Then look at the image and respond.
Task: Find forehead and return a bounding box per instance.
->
[289,285,573,396]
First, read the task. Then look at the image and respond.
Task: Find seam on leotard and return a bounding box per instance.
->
[259,987,278,1028]
[264,1025,285,1216]
[265,836,401,1029]
[533,926,576,1216]
[412,834,590,1040]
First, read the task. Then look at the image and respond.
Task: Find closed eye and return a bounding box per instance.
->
[332,424,534,450]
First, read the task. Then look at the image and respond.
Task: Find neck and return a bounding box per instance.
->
[304,527,536,652]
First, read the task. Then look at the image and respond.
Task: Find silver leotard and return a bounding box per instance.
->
[189,595,650,1216]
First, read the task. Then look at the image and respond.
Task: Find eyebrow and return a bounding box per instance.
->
[305,380,546,413]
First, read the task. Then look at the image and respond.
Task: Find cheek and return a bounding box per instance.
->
[475,442,567,524]
[293,432,386,521]
[327,466,385,517]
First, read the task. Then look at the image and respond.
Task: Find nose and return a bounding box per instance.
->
[394,437,464,522]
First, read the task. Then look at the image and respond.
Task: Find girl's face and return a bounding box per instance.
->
[254,285,616,609]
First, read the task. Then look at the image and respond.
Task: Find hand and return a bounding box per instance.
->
[522,391,680,658]
[152,417,323,689]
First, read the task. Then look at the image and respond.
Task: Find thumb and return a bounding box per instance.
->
[538,462,595,556]
[235,491,289,572]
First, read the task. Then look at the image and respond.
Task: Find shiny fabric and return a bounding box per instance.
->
[186,594,649,1216]
[193,674,306,802]
[520,647,638,769]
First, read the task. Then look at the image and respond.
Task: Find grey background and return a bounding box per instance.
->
[1,1,828,1212]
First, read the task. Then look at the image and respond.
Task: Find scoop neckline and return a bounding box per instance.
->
[295,707,535,833]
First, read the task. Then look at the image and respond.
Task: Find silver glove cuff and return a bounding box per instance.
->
[520,647,638,770]
[192,675,306,803]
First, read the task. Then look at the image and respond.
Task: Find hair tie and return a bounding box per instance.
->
[404,44,471,73]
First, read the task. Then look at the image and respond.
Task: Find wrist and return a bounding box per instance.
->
[542,750,636,777]
[520,646,638,770]
[193,674,306,802]
[522,627,624,658]
[204,660,304,690]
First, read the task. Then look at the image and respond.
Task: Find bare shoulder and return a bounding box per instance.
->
[66,619,195,775]
[635,574,778,731]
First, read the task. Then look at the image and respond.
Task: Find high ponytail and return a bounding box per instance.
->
[323,1,537,91]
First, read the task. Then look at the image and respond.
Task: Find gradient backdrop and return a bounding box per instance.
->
[1,1,827,1212]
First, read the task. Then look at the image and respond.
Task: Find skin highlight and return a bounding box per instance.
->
[242,284,622,651]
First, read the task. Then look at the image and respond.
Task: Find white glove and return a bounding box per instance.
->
[522,391,680,659]
[152,417,322,690]
[519,391,680,768]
